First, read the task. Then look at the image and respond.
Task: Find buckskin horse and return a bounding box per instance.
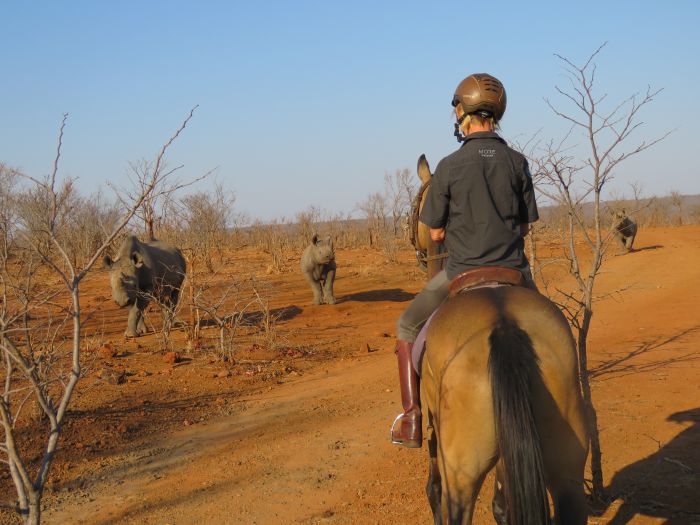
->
[410,155,589,525]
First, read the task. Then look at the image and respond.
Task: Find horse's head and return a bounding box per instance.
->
[410,154,444,278]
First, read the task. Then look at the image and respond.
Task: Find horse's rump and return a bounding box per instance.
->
[421,286,588,524]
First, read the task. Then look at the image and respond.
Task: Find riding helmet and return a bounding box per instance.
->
[452,73,507,121]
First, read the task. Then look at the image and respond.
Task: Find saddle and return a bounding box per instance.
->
[448,266,525,297]
[412,266,527,374]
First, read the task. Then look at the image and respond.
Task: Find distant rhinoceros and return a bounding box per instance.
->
[611,209,638,253]
[103,236,186,336]
[301,234,336,305]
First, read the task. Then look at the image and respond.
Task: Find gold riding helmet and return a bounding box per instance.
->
[452,73,507,120]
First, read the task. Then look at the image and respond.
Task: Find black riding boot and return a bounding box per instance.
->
[390,340,422,448]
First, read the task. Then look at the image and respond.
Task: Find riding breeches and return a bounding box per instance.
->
[397,270,450,343]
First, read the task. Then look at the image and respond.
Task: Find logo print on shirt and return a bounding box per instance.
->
[479,149,496,158]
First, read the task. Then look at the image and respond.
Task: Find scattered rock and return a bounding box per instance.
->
[362,342,378,353]
[97,368,126,385]
[99,343,117,359]
[163,351,181,364]
[108,370,127,385]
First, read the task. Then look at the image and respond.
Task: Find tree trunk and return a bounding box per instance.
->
[25,490,41,525]
[577,307,605,500]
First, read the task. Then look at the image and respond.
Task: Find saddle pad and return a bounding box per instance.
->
[412,310,438,375]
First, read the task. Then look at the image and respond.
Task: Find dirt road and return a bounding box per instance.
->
[35,227,700,524]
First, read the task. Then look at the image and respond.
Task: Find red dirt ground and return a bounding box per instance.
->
[2,226,699,524]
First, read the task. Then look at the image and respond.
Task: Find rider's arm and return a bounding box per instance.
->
[518,159,539,225]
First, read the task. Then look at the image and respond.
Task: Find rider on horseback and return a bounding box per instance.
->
[391,73,540,448]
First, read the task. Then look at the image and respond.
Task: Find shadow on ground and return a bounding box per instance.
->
[340,288,415,303]
[590,327,700,381]
[600,407,700,524]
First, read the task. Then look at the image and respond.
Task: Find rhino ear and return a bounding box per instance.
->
[103,255,113,269]
[131,251,144,268]
[311,234,319,245]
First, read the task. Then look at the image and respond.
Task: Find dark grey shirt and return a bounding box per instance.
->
[419,131,539,280]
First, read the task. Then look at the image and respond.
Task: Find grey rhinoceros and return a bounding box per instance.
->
[103,235,186,337]
[300,234,336,305]
[611,209,638,253]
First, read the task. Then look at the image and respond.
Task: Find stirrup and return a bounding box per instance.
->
[390,413,421,447]
[389,413,404,444]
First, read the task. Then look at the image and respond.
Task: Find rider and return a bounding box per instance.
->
[391,73,540,448]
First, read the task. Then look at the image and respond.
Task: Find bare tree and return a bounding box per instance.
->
[295,205,322,248]
[357,191,389,248]
[384,168,416,237]
[532,43,669,499]
[0,108,198,524]
[669,190,683,225]
[177,182,236,273]
[112,106,213,240]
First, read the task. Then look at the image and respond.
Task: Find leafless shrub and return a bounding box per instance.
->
[248,219,290,274]
[0,108,199,525]
[176,182,237,272]
[670,190,684,225]
[384,168,416,237]
[531,43,669,499]
[295,205,322,249]
[189,275,257,362]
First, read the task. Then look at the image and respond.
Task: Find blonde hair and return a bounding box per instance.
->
[457,112,500,133]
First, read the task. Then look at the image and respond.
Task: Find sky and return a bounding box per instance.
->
[1,1,699,221]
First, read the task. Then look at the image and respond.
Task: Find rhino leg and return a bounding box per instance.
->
[322,267,336,305]
[614,232,627,254]
[303,271,323,305]
[126,303,147,337]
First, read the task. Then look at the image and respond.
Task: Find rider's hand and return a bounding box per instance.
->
[430,228,446,243]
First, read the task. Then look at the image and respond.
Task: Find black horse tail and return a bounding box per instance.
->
[488,318,550,525]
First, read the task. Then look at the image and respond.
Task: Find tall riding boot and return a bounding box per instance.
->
[390,340,422,448]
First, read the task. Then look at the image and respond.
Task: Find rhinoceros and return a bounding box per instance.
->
[300,234,336,305]
[611,209,638,253]
[103,236,186,336]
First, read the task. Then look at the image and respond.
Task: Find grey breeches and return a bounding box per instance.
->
[397,270,450,343]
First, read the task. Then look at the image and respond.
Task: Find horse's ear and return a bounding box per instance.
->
[131,251,144,268]
[103,255,113,269]
[311,234,319,245]
[417,154,432,184]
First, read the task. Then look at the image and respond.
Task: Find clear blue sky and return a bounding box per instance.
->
[2,1,698,221]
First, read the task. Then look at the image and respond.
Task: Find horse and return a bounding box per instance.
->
[411,154,590,525]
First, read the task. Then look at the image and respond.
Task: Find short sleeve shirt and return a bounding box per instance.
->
[419,131,539,280]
